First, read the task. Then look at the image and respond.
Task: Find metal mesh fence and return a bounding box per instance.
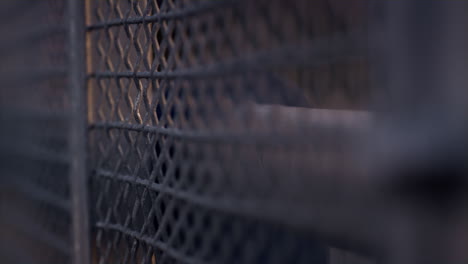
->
[1,1,467,264]
[0,1,72,263]
[87,0,371,263]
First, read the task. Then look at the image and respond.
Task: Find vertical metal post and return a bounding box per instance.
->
[69,0,90,263]
[371,1,468,263]
[380,0,468,119]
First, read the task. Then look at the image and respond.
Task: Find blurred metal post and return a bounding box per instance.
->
[373,1,468,263]
[69,0,90,263]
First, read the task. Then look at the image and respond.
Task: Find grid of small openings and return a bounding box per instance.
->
[0,0,72,264]
[87,0,370,263]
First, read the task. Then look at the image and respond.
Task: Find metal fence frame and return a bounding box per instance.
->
[1,1,467,264]
[63,0,468,263]
[69,0,90,263]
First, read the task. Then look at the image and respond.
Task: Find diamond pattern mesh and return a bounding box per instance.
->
[0,1,464,263]
[0,1,72,263]
[87,0,371,263]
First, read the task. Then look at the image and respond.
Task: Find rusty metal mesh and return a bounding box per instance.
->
[87,0,370,263]
[0,0,72,263]
[0,1,465,264]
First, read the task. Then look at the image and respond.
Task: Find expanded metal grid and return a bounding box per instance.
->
[87,0,371,263]
[0,1,72,263]
[1,1,467,264]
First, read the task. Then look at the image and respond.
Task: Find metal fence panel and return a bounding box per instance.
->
[2,0,468,263]
[86,1,370,263]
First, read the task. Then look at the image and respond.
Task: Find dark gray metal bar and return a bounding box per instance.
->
[68,0,90,263]
[372,1,468,263]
